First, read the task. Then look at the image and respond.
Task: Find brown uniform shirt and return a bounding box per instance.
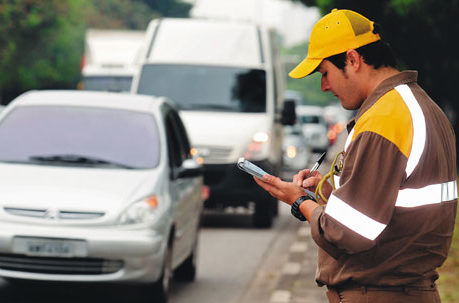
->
[310,71,457,287]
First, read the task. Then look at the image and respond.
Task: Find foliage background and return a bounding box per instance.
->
[0,0,191,104]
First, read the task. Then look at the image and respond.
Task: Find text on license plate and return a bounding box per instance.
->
[12,237,88,257]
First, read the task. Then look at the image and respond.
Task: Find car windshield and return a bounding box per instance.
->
[0,106,160,169]
[83,76,133,92]
[137,64,266,113]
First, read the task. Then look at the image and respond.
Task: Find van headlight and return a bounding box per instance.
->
[118,195,159,225]
[244,131,269,160]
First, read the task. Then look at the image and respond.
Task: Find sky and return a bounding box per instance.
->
[188,0,320,47]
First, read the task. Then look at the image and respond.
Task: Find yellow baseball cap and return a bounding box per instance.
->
[289,9,381,79]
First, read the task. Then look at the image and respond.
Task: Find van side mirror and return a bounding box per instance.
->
[280,99,296,125]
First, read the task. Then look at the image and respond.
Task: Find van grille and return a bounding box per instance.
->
[0,253,123,275]
[196,145,233,163]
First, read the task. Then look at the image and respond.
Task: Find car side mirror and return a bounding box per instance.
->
[177,159,203,178]
[280,99,296,125]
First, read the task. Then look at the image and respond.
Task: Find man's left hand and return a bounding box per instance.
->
[253,175,307,205]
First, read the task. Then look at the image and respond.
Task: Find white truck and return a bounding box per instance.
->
[131,18,295,227]
[80,29,145,92]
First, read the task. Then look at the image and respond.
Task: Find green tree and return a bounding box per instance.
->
[140,0,192,17]
[85,0,159,30]
[282,41,338,106]
[0,0,88,104]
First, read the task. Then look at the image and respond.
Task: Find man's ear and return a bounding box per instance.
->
[345,49,362,72]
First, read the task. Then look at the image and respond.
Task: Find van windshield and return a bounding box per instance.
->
[83,76,133,92]
[137,64,266,113]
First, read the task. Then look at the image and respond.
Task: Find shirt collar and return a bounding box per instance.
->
[346,70,418,133]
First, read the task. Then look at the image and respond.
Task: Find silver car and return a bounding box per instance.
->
[0,90,204,302]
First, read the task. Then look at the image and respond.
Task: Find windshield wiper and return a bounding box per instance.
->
[28,154,135,169]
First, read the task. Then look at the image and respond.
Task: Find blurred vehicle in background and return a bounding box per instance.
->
[323,103,353,146]
[0,90,204,303]
[132,18,295,228]
[282,123,312,171]
[80,29,145,92]
[283,89,304,105]
[296,105,329,153]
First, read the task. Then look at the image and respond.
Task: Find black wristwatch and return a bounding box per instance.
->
[291,195,313,221]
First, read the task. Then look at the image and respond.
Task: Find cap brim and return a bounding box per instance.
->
[288,57,322,79]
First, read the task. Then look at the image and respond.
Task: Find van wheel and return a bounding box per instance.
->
[174,234,198,282]
[253,199,273,228]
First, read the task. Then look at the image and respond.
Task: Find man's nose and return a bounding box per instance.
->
[321,76,330,92]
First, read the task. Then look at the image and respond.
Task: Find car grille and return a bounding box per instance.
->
[0,253,123,275]
[4,207,105,220]
[196,145,233,163]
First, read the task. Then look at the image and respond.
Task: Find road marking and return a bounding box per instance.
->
[290,241,308,252]
[282,262,301,275]
[297,226,310,237]
[270,290,291,303]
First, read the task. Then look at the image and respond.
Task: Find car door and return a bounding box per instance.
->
[164,108,202,266]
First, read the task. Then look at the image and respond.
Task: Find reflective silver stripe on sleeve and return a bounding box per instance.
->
[395,84,426,178]
[325,194,387,240]
[396,180,458,207]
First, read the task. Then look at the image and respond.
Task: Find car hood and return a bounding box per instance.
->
[0,163,160,217]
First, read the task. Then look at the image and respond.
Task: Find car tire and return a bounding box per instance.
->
[253,198,274,228]
[143,241,173,303]
[174,234,198,282]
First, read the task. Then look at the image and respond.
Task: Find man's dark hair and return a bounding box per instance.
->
[327,40,398,71]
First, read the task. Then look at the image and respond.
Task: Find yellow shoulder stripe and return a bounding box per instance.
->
[352,90,413,158]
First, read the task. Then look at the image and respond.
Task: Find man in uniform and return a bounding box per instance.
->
[254,8,457,303]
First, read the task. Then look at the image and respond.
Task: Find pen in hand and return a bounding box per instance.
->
[301,151,327,200]
[306,151,327,178]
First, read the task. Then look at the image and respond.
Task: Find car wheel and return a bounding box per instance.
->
[143,241,173,303]
[253,198,274,228]
[174,234,198,282]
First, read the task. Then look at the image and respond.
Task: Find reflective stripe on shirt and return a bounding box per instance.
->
[395,84,426,178]
[396,180,458,207]
[344,128,354,152]
[325,194,386,240]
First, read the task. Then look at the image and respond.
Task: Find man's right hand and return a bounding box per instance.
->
[293,169,333,203]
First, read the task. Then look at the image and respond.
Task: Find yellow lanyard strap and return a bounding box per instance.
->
[315,151,344,205]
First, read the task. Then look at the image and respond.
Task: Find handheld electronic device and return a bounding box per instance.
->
[237,158,269,179]
[237,157,317,201]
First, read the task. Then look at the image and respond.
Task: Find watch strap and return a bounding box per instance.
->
[291,196,309,221]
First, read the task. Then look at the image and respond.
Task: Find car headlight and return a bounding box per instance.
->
[286,145,297,159]
[244,131,269,160]
[118,195,159,225]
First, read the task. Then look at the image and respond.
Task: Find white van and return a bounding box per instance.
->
[131,18,295,227]
[81,29,145,92]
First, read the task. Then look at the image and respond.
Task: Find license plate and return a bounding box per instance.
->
[12,237,88,257]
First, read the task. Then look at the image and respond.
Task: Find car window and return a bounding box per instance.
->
[164,109,191,169]
[137,64,266,113]
[0,106,160,169]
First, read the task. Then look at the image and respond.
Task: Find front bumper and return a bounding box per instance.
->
[203,159,275,208]
[0,222,166,283]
